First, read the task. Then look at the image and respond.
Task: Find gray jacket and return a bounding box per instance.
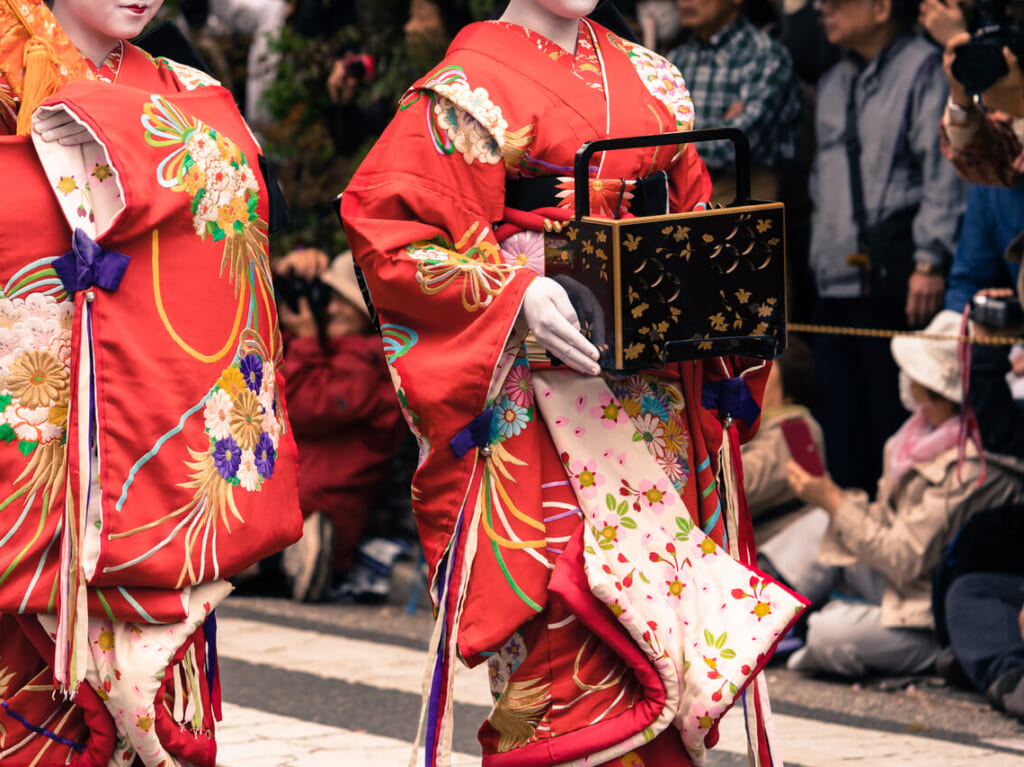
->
[810,34,968,298]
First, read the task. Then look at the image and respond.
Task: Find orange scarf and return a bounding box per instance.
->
[0,0,94,134]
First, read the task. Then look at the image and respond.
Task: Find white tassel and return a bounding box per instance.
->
[718,423,742,561]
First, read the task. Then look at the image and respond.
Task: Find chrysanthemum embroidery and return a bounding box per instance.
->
[555,177,635,219]
[142,94,268,295]
[0,292,73,497]
[117,337,285,587]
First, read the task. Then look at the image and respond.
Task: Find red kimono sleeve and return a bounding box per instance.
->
[341,93,537,569]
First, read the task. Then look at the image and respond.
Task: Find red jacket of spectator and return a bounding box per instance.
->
[282,332,407,570]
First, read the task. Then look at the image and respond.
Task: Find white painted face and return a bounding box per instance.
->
[507,0,602,21]
[51,0,165,59]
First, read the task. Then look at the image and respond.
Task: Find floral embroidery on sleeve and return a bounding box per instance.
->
[609,35,695,131]
[0,291,72,497]
[406,221,514,312]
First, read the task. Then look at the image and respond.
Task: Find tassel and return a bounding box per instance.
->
[16,35,62,135]
[718,423,741,561]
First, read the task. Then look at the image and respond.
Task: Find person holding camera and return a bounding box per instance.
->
[273,247,409,602]
[938,0,1024,185]
[324,0,474,157]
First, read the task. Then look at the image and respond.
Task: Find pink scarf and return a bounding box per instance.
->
[887,410,962,489]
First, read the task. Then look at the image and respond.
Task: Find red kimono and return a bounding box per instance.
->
[343,19,805,767]
[0,5,301,765]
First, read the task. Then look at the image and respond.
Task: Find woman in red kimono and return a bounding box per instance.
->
[342,2,806,766]
[0,2,301,765]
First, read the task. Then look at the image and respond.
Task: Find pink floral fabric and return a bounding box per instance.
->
[532,369,804,764]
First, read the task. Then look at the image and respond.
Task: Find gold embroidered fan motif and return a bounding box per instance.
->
[488,677,551,753]
[502,124,535,172]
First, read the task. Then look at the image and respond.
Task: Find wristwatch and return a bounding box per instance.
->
[914,261,942,276]
[946,97,975,125]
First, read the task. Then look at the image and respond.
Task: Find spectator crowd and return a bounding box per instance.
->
[168,0,1024,726]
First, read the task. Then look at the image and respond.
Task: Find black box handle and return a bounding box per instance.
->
[573,127,751,220]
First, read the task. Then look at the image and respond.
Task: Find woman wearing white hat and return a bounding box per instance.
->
[758,309,1024,677]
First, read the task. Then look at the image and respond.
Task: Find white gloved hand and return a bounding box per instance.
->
[33,109,93,146]
[522,277,601,376]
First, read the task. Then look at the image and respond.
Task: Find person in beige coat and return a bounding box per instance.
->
[741,335,826,543]
[760,310,1024,677]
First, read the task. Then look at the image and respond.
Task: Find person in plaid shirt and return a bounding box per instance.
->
[667,0,803,204]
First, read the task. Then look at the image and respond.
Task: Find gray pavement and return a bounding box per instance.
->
[217,578,1024,765]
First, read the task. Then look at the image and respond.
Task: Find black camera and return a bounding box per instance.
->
[951,0,1024,95]
[342,52,375,82]
[273,271,332,327]
[970,292,1024,328]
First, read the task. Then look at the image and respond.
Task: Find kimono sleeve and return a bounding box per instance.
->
[341,90,535,462]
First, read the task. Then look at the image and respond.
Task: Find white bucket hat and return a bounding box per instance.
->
[320,251,370,320]
[890,309,963,404]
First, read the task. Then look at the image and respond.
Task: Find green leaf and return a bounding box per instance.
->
[720,649,736,659]
[617,501,628,516]
[0,392,11,409]
[632,432,643,442]
[0,423,16,444]
[606,493,617,511]
[17,440,37,457]
[620,518,637,529]
[676,516,693,533]
[599,540,613,551]
[704,629,715,646]
[675,532,690,542]
[715,632,728,649]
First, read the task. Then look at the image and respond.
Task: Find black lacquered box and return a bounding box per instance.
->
[541,128,787,373]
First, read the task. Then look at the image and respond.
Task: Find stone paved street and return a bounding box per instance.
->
[213,593,1024,766]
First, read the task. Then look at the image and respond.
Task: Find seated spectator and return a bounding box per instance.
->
[759,310,1024,678]
[740,335,826,542]
[933,503,1024,720]
[275,248,410,602]
[929,232,1024,721]
[667,0,803,204]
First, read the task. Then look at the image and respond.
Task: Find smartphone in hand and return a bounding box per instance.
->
[780,417,825,477]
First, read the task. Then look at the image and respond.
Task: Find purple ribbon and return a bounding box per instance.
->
[701,377,761,428]
[52,228,130,295]
[449,407,494,459]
